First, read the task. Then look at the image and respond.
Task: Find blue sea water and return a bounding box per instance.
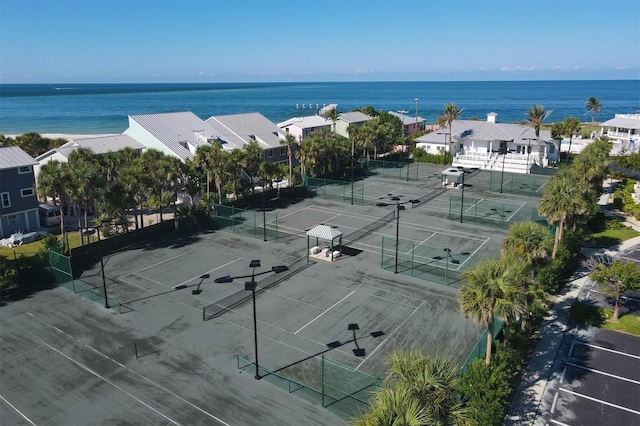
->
[0,80,638,135]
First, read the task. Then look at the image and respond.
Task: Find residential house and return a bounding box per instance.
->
[34,134,145,178]
[335,111,373,139]
[600,113,640,155]
[124,111,231,161]
[277,115,332,141]
[415,113,558,174]
[206,112,290,165]
[0,147,39,237]
[388,111,427,135]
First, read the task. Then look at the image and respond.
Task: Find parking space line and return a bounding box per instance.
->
[572,340,640,359]
[566,361,640,385]
[559,388,640,415]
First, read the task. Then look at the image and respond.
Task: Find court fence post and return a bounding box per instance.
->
[231,206,235,233]
[380,237,384,269]
[321,355,326,407]
[411,241,415,276]
[474,200,478,224]
[275,213,279,243]
[448,196,452,220]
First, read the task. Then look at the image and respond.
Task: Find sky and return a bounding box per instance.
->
[1,0,638,84]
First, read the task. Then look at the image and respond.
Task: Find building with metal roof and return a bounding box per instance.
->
[335,111,373,138]
[600,113,640,155]
[277,115,332,141]
[206,112,289,164]
[34,134,145,181]
[415,113,558,174]
[124,111,227,161]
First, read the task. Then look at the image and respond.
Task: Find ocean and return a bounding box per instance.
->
[0,80,638,135]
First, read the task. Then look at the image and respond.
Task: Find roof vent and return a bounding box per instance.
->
[487,113,498,123]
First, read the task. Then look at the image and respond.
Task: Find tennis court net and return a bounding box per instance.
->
[202,255,312,321]
[342,210,396,247]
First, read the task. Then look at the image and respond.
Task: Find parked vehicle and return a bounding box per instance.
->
[38,204,62,227]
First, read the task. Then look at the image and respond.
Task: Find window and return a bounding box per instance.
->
[1,192,10,208]
[7,215,17,224]
[268,149,274,158]
[18,166,31,174]
[549,145,555,154]
[280,147,286,155]
[21,188,34,197]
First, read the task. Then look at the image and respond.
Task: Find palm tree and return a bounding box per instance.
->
[562,117,581,160]
[279,133,298,187]
[325,107,339,134]
[36,160,68,235]
[585,97,602,124]
[355,350,471,426]
[526,105,553,167]
[501,221,552,276]
[459,258,526,365]
[443,103,463,154]
[538,169,591,259]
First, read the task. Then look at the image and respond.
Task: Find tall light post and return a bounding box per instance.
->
[262,175,267,241]
[398,109,409,181]
[377,195,419,274]
[83,218,112,309]
[522,137,533,174]
[459,170,466,223]
[214,260,288,380]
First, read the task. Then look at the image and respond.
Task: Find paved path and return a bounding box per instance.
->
[505,234,640,425]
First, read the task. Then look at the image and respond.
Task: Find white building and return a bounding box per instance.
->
[34,134,144,178]
[414,113,558,174]
[600,113,640,155]
[277,115,332,141]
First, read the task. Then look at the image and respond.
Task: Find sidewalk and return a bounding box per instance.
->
[505,235,640,425]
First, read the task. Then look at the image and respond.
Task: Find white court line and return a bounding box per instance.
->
[117,276,202,312]
[550,419,570,426]
[42,321,231,426]
[0,394,37,425]
[295,291,355,335]
[565,361,640,385]
[559,387,640,415]
[571,340,640,359]
[41,342,180,425]
[504,201,527,222]
[128,250,193,276]
[356,300,424,370]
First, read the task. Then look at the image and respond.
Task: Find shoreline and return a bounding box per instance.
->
[4,133,118,140]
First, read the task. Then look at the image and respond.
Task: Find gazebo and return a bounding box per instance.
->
[306,224,343,262]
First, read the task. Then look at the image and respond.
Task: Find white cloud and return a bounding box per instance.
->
[197,71,205,77]
[552,65,563,70]
[501,66,512,72]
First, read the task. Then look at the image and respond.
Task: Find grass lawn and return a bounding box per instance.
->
[570,302,640,336]
[589,228,640,248]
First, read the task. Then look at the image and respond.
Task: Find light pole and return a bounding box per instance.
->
[459,170,466,223]
[262,176,267,241]
[398,109,409,181]
[522,137,533,174]
[376,195,419,274]
[83,218,112,309]
[214,260,288,380]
